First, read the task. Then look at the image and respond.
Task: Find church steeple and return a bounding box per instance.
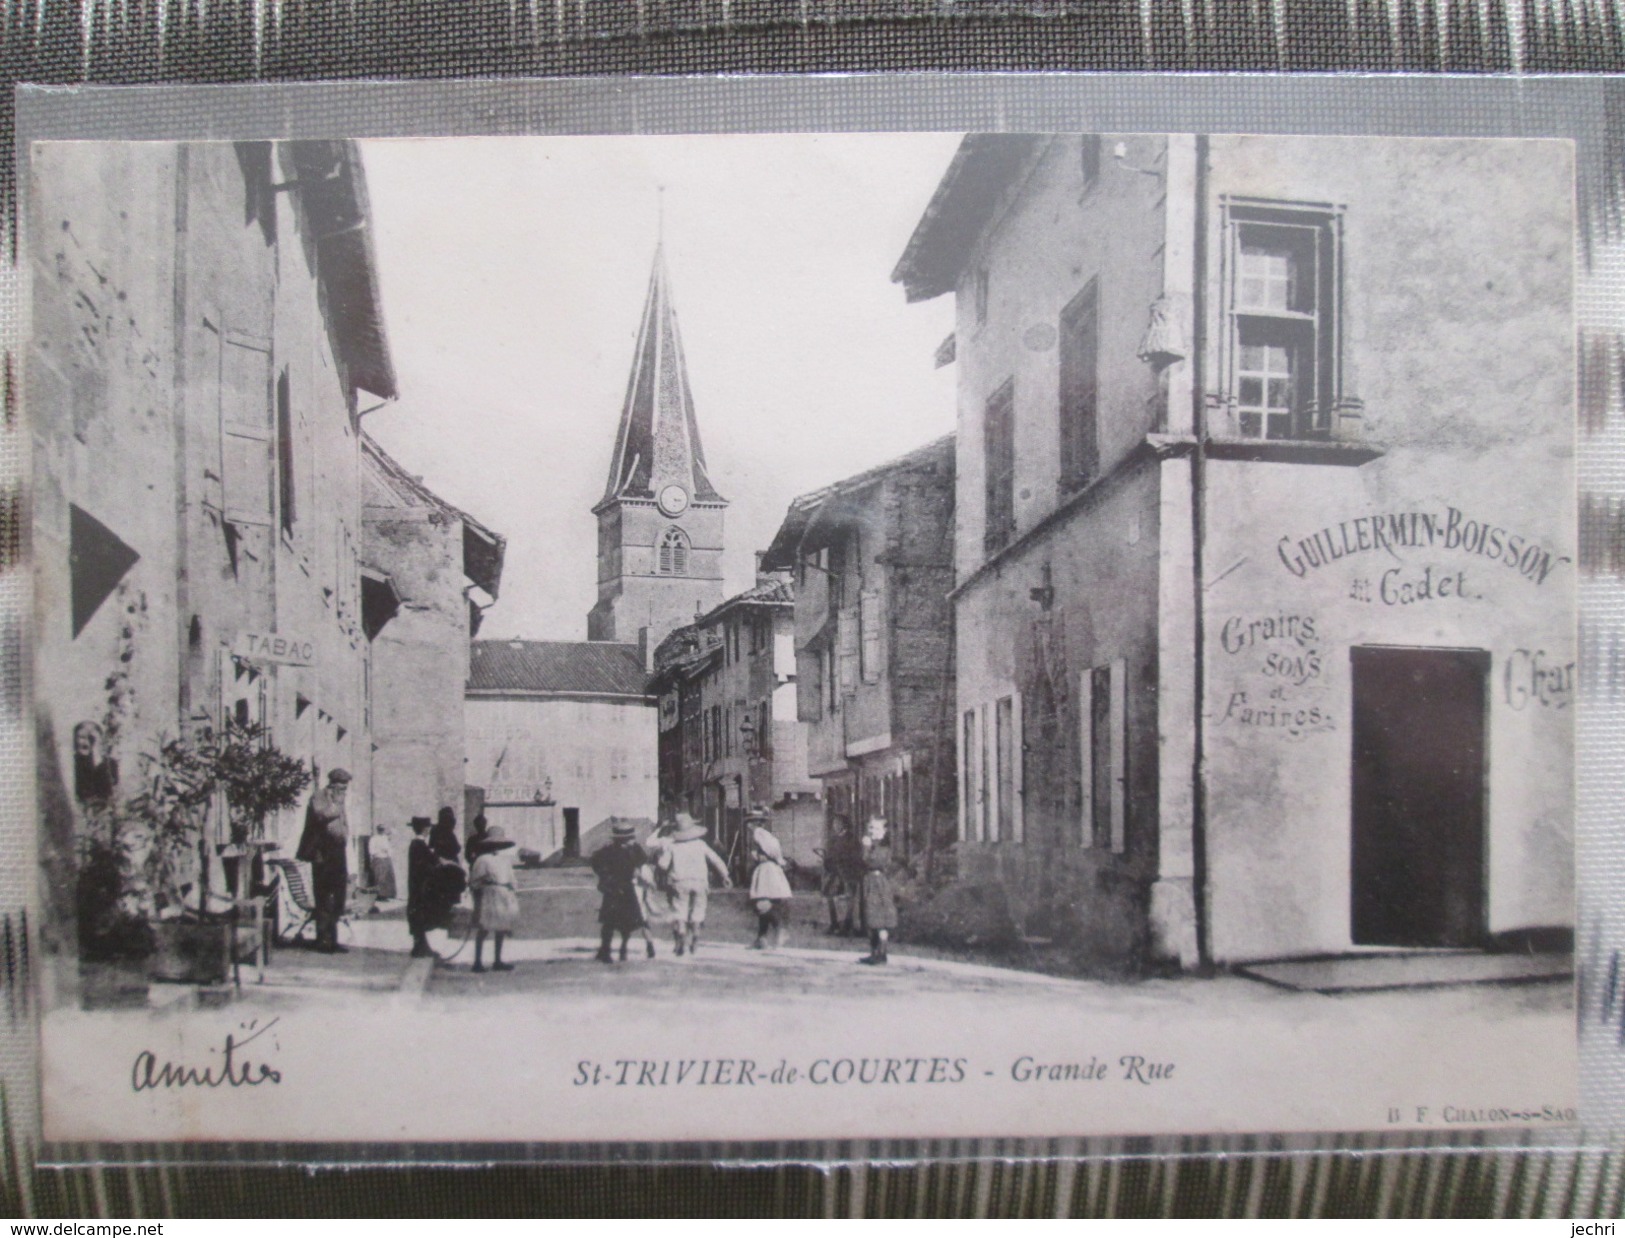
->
[597,246,724,514]
[588,245,727,646]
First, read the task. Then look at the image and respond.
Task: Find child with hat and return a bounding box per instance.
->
[747,812,793,950]
[857,816,898,965]
[590,823,655,963]
[664,813,731,957]
[469,825,519,973]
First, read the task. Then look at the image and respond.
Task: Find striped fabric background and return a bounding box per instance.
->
[1,0,1624,1217]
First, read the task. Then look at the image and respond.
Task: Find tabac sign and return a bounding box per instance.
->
[232,631,315,667]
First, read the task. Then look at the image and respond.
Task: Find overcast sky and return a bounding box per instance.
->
[358,134,963,642]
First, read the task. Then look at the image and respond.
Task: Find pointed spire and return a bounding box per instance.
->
[597,244,725,512]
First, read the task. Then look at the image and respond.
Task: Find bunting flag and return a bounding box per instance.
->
[68,504,138,638]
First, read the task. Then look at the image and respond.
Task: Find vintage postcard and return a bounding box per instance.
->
[28,131,1577,1143]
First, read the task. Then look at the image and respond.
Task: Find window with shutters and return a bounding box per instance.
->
[1059,280,1100,491]
[658,527,689,575]
[984,381,1016,554]
[1225,202,1342,441]
[220,331,274,528]
[859,590,882,684]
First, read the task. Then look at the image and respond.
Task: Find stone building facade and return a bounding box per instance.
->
[361,433,505,866]
[650,574,821,878]
[761,436,958,871]
[32,140,401,968]
[894,134,1574,970]
[465,640,658,861]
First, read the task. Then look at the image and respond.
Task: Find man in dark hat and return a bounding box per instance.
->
[296,768,352,953]
[405,815,440,959]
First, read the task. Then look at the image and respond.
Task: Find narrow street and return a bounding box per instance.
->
[297,873,1578,1018]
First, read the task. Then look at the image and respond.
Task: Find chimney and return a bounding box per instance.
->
[638,625,654,673]
[755,550,770,586]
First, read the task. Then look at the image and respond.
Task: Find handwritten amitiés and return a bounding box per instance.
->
[130,1018,283,1092]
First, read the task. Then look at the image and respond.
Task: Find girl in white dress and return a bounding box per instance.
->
[469,826,520,973]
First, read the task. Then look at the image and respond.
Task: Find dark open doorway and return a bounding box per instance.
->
[1351,645,1489,948]
[562,807,580,859]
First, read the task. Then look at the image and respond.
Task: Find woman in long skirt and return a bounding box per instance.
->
[368,825,398,901]
[857,816,898,965]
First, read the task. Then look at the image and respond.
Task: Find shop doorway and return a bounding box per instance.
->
[1350,645,1489,947]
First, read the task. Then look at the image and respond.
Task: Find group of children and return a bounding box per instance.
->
[591,808,898,967]
[404,810,519,972]
[397,807,899,971]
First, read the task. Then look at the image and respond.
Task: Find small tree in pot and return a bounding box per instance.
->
[128,721,312,982]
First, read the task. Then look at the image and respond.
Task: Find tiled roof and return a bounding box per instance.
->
[761,434,955,571]
[694,575,794,628]
[467,640,652,699]
[362,433,507,598]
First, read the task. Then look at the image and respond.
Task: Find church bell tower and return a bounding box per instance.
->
[587,246,727,647]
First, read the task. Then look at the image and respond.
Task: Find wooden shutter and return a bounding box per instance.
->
[838,608,858,694]
[1109,658,1127,853]
[859,590,882,683]
[957,709,972,841]
[1078,668,1095,847]
[220,332,273,527]
[1010,690,1025,843]
[796,649,822,722]
[1060,281,1100,487]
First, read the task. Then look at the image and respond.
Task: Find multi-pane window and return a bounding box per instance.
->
[1059,280,1100,490]
[1228,206,1341,440]
[657,527,689,575]
[984,381,1017,553]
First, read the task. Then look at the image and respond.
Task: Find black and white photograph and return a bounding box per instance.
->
[27,130,1577,1142]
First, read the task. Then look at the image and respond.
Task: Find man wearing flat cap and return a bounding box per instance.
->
[297,767,352,953]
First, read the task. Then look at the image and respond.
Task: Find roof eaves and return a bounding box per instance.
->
[292,140,397,400]
[891,134,1047,303]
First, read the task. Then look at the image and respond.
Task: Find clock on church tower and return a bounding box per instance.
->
[586,245,727,649]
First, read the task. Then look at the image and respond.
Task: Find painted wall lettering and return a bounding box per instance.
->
[1277,506,1568,586]
[1504,648,1574,711]
[1216,689,1333,737]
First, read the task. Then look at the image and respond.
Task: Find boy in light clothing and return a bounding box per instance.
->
[664,813,730,956]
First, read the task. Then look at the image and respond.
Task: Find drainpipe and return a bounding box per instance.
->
[1190,134,1212,970]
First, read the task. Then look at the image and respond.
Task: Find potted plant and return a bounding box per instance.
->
[127,721,311,984]
[75,800,158,1006]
